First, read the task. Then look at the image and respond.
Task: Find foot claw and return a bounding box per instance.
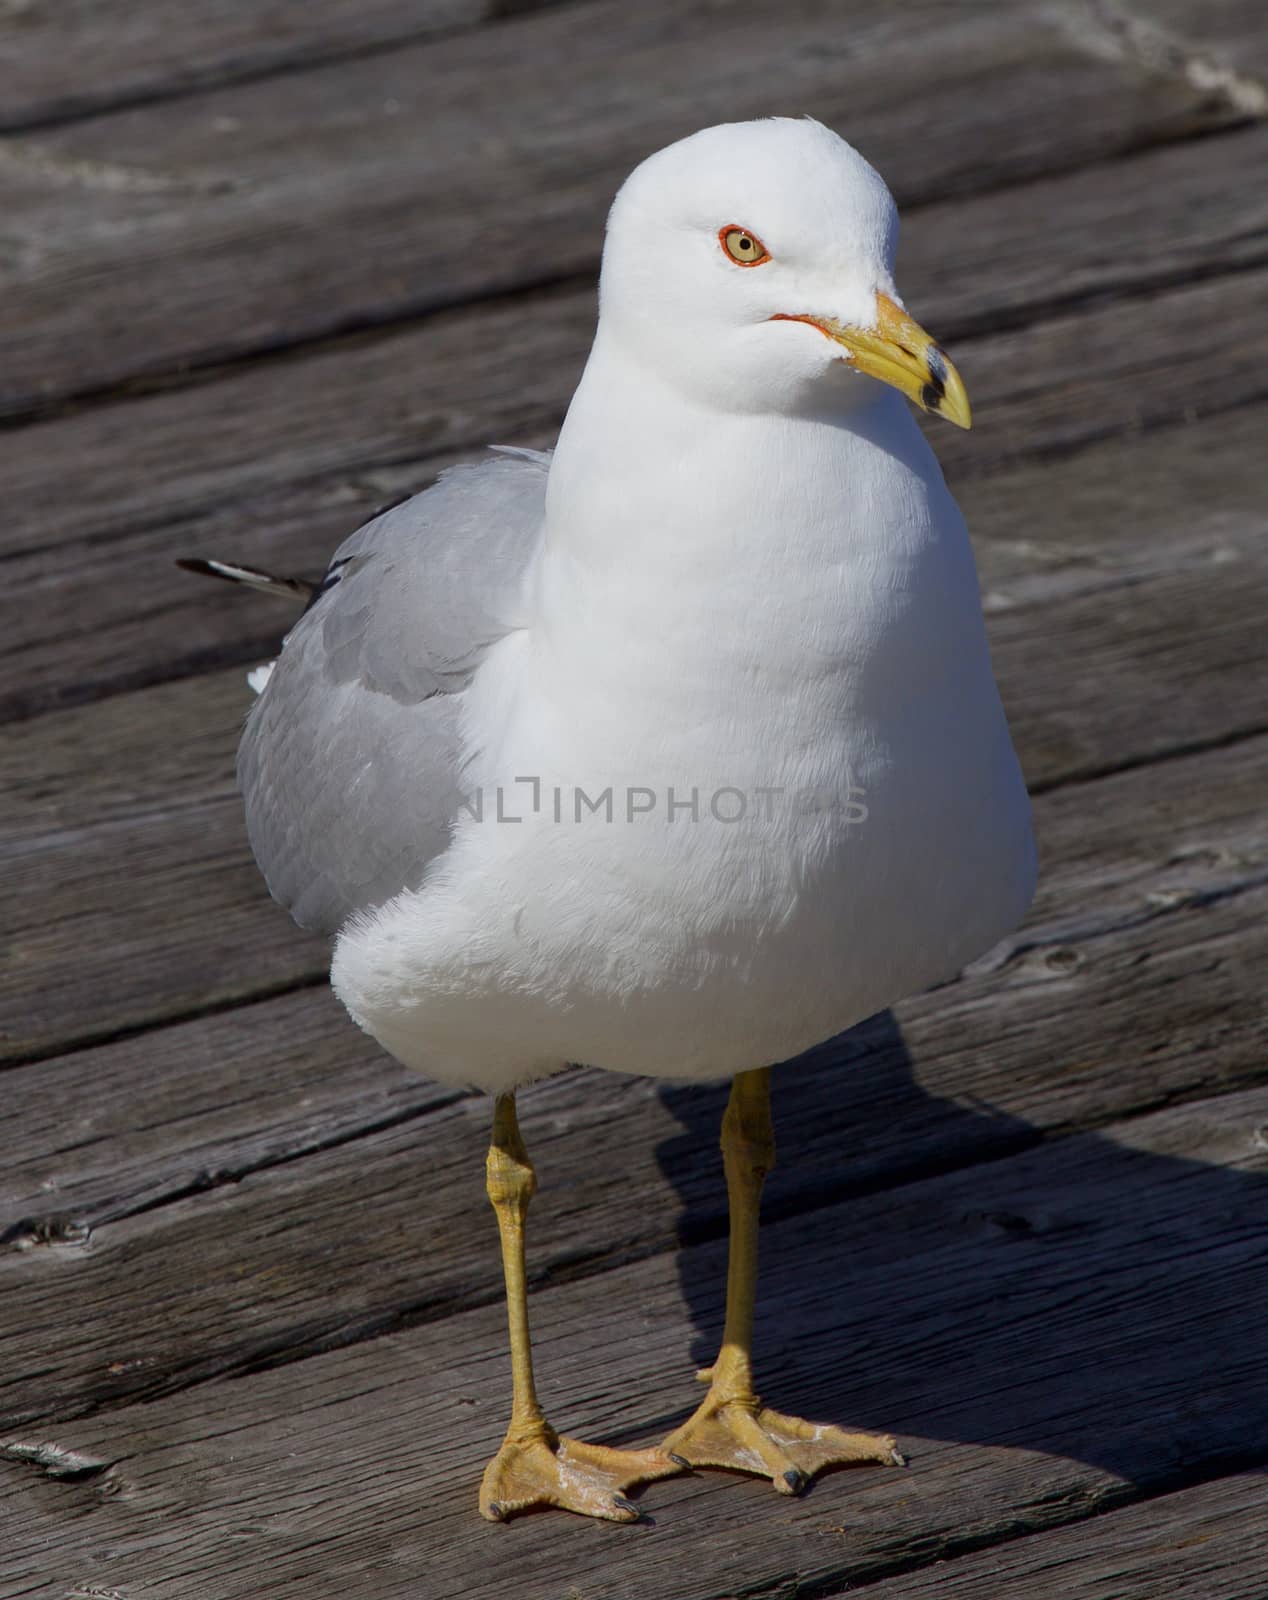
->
[480,1433,681,1525]
[664,1393,902,1494]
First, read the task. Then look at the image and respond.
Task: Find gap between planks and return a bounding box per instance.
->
[849,1470,1268,1599]
[0,0,582,137]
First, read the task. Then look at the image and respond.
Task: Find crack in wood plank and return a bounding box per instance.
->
[0,1438,114,1481]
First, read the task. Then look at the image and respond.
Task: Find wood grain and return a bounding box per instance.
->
[7,0,1266,138]
[860,1471,1268,1599]
[0,986,459,1228]
[0,1,568,132]
[3,1083,1265,1598]
[0,0,1247,416]
[0,766,328,1064]
[3,732,1264,1428]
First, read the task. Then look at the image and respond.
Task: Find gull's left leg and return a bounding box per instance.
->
[663,1066,905,1494]
[479,1091,683,1522]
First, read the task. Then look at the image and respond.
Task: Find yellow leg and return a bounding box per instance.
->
[663,1068,905,1493]
[479,1092,682,1523]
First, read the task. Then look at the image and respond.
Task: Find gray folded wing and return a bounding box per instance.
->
[238,449,548,935]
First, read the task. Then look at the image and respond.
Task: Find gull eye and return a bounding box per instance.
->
[720,226,770,267]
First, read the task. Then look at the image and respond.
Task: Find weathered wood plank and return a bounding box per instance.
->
[0,986,459,1229]
[7,0,1263,140]
[0,775,328,1064]
[3,1084,1265,1598]
[3,731,1264,1427]
[3,122,1266,720]
[7,0,1266,138]
[0,1,567,132]
[985,544,1268,791]
[0,0,1246,415]
[954,265,1268,475]
[860,1472,1268,1599]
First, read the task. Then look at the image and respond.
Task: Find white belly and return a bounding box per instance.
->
[331,390,1037,1091]
[331,624,1035,1092]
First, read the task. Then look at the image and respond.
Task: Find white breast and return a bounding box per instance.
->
[332,370,1035,1091]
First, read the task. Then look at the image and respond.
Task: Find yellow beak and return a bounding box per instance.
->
[773,293,972,429]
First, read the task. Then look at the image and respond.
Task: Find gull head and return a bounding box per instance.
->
[600,117,969,428]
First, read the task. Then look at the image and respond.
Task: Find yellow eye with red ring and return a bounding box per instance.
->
[719,226,770,266]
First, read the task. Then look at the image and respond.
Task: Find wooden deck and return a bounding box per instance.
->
[3,2,1267,1595]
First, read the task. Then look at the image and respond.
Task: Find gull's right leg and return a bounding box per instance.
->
[479,1092,683,1523]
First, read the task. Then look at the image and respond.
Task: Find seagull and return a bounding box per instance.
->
[183,117,1035,1524]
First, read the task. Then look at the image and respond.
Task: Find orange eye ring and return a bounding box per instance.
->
[719,225,771,267]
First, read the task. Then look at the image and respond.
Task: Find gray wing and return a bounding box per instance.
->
[238,448,548,935]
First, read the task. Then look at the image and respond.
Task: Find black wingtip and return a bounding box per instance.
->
[175,557,317,602]
[176,557,232,582]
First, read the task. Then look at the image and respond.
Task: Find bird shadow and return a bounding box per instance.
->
[651,1010,1267,1488]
